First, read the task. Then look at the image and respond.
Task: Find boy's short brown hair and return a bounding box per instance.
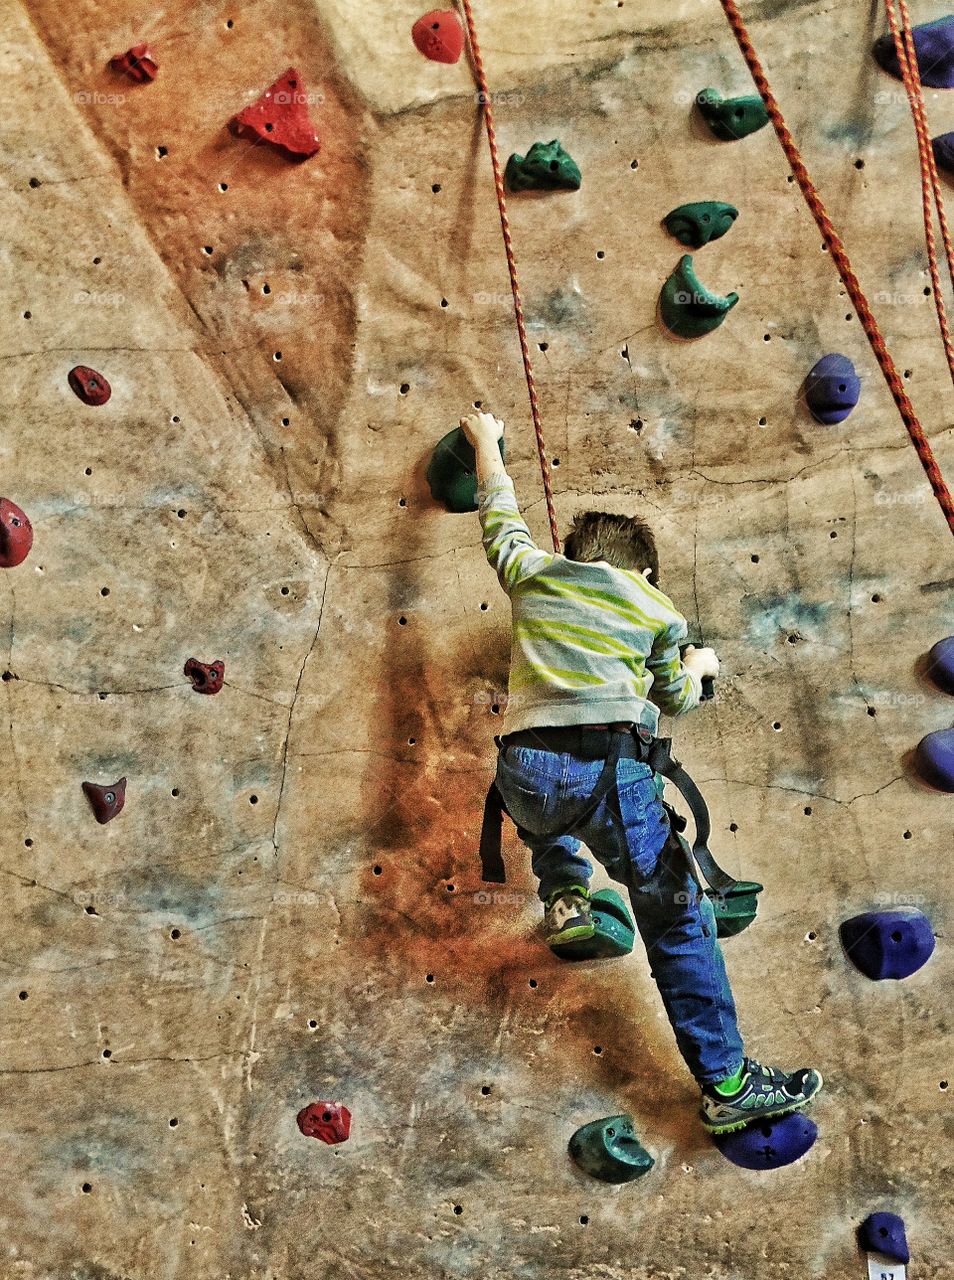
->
[562,510,659,584]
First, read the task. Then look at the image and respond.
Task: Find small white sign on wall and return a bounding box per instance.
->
[867,1253,906,1280]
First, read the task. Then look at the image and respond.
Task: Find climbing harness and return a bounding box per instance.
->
[478,724,738,899]
[718,0,954,536]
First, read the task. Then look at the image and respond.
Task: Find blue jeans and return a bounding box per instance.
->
[494,740,745,1085]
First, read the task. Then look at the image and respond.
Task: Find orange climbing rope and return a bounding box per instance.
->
[457,0,562,554]
[885,0,954,385]
[718,0,954,537]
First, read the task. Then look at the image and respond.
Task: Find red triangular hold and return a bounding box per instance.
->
[229,67,321,161]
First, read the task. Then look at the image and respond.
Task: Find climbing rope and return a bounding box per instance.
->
[457,0,562,553]
[884,0,954,385]
[718,0,954,537]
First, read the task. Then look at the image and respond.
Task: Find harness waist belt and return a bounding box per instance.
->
[478,724,738,898]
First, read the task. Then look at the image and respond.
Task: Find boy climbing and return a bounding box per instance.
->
[462,410,823,1135]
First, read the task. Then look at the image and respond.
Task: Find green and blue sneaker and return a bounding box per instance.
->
[543,884,595,947]
[700,1056,824,1134]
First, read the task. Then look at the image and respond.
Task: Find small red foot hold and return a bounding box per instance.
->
[229,68,321,162]
[297,1100,351,1144]
[184,658,224,695]
[109,44,159,82]
[68,365,111,406]
[0,498,33,569]
[412,10,465,64]
[83,778,126,824]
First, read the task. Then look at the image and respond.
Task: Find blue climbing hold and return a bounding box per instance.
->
[933,130,954,176]
[713,1112,817,1170]
[804,354,861,424]
[840,908,936,980]
[927,636,954,695]
[874,16,954,89]
[859,1212,910,1264]
[915,726,954,791]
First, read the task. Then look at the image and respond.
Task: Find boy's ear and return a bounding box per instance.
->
[642,566,653,578]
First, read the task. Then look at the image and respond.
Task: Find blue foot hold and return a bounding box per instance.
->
[927,635,954,695]
[840,908,936,980]
[859,1212,910,1265]
[713,1111,817,1169]
[874,16,954,88]
[915,726,954,791]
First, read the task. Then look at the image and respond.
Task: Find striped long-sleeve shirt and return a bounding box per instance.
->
[476,470,701,736]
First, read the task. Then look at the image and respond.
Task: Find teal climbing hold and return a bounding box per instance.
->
[663,201,738,249]
[696,88,770,141]
[568,1114,654,1183]
[707,881,763,938]
[549,888,635,960]
[659,255,739,339]
[426,426,505,513]
[504,140,581,193]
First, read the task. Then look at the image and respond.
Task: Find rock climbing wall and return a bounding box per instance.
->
[3,0,952,1274]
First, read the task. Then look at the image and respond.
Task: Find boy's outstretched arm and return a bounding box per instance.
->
[462,412,554,595]
[647,619,719,718]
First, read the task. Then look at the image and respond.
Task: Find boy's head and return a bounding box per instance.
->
[563,510,659,584]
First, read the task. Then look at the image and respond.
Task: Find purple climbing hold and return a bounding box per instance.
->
[840,908,936,980]
[713,1112,817,1170]
[932,130,954,176]
[859,1212,910,1264]
[804,353,860,424]
[874,17,954,89]
[927,636,954,694]
[83,778,127,824]
[915,726,954,791]
[184,657,224,695]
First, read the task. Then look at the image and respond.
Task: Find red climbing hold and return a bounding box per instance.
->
[0,498,33,569]
[184,658,224,696]
[412,10,465,64]
[68,366,111,406]
[229,68,321,162]
[296,1100,351,1144]
[83,778,126,824]
[109,45,158,82]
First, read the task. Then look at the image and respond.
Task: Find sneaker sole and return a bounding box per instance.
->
[701,1071,825,1135]
[545,923,597,947]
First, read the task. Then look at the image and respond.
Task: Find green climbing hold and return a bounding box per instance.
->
[549,888,635,961]
[696,88,769,141]
[569,1115,654,1184]
[707,881,763,938]
[426,425,505,513]
[663,201,739,249]
[504,140,581,193]
[659,254,739,339]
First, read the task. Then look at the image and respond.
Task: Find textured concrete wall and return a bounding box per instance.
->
[3,0,952,1276]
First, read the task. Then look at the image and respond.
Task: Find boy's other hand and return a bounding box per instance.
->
[460,411,504,449]
[682,645,720,680]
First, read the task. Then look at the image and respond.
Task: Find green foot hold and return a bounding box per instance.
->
[696,87,769,141]
[659,254,739,339]
[663,201,738,249]
[426,426,505,513]
[569,1115,654,1184]
[504,140,582,192]
[708,881,763,938]
[549,888,634,961]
